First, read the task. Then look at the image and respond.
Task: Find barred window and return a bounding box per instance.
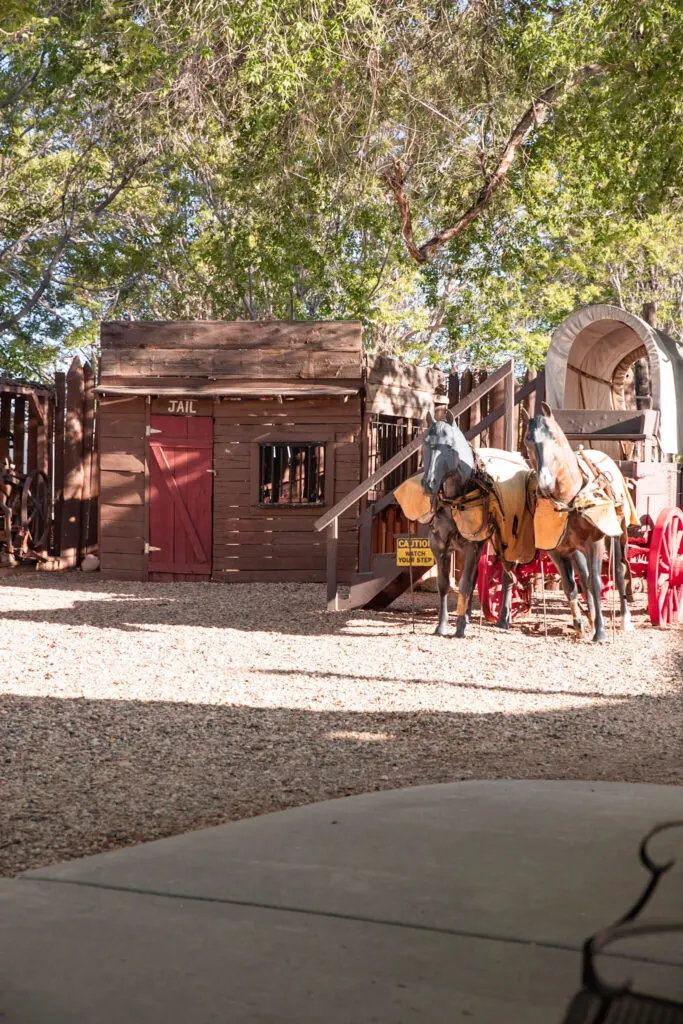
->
[258,442,326,506]
[367,415,421,500]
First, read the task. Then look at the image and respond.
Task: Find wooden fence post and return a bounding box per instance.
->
[79,361,97,559]
[469,371,482,448]
[0,394,11,463]
[504,363,515,451]
[327,518,339,611]
[60,357,85,566]
[459,370,472,433]
[448,371,460,409]
[489,375,506,449]
[53,373,66,556]
[13,397,26,473]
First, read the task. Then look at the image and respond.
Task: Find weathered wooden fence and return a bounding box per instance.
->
[447,366,546,452]
[0,357,97,568]
[53,357,98,566]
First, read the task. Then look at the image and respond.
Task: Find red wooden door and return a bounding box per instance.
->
[149,416,213,580]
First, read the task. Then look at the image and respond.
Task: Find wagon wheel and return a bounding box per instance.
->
[647,507,683,627]
[20,470,49,549]
[477,548,534,624]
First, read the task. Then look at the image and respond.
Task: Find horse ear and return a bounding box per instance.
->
[541,401,553,417]
[444,409,454,425]
[426,411,434,427]
[520,407,530,426]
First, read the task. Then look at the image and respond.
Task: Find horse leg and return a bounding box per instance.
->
[572,550,595,632]
[612,537,634,631]
[454,542,478,638]
[495,564,513,630]
[431,540,451,638]
[590,540,607,642]
[549,552,585,636]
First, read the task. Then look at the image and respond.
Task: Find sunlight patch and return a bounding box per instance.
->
[326,730,393,742]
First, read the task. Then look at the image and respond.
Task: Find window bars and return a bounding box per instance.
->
[259,442,325,506]
[367,415,421,501]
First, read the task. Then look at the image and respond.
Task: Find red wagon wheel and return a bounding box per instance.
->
[647,507,683,627]
[477,547,534,624]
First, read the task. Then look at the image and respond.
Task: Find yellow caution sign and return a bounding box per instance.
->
[395,535,435,567]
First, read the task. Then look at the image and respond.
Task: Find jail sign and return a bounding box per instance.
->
[395,535,435,567]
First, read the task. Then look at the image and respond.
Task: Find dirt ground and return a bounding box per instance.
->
[0,574,681,877]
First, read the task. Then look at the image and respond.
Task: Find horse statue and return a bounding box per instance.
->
[395,411,535,638]
[523,403,636,642]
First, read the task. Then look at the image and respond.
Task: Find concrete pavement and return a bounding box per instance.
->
[1,780,682,1022]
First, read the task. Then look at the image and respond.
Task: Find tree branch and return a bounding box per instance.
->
[387,63,605,264]
[0,150,155,334]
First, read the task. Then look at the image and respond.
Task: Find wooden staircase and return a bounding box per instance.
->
[314,360,545,612]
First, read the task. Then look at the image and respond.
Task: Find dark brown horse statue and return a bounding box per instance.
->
[421,412,513,638]
[523,403,633,642]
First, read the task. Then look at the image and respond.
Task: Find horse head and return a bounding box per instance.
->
[522,402,581,502]
[421,409,475,499]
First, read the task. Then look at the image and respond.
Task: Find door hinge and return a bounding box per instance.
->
[206,469,217,474]
[144,542,162,554]
[146,426,162,436]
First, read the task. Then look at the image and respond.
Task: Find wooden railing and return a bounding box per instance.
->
[314,360,545,610]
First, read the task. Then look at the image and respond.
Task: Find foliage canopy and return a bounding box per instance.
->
[1,0,681,375]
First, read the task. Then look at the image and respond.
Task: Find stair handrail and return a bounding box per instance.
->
[314,359,515,534]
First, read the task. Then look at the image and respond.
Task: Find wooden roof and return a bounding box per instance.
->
[95,382,360,398]
[100,320,364,385]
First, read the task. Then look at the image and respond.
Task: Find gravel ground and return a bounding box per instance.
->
[0,574,681,876]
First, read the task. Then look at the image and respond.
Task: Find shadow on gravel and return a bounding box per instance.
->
[2,675,682,876]
[0,575,662,637]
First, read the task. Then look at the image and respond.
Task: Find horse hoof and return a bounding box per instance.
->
[592,630,608,643]
[494,620,510,631]
[622,617,635,632]
[434,626,450,638]
[454,620,467,639]
[573,619,586,638]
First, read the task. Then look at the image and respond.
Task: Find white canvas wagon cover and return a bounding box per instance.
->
[545,304,683,455]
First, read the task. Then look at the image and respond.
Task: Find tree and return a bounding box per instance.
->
[2,0,682,376]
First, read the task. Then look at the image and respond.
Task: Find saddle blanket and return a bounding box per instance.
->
[393,449,536,566]
[534,448,639,550]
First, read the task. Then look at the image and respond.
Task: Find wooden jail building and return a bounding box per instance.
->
[96,321,445,582]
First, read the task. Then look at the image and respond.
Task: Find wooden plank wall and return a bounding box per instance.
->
[100,321,363,384]
[212,396,361,583]
[97,395,146,580]
[364,354,447,418]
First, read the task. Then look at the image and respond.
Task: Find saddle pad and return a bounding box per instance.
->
[580,499,624,538]
[475,448,536,564]
[452,492,491,543]
[393,473,433,523]
[534,496,569,550]
[576,449,639,528]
